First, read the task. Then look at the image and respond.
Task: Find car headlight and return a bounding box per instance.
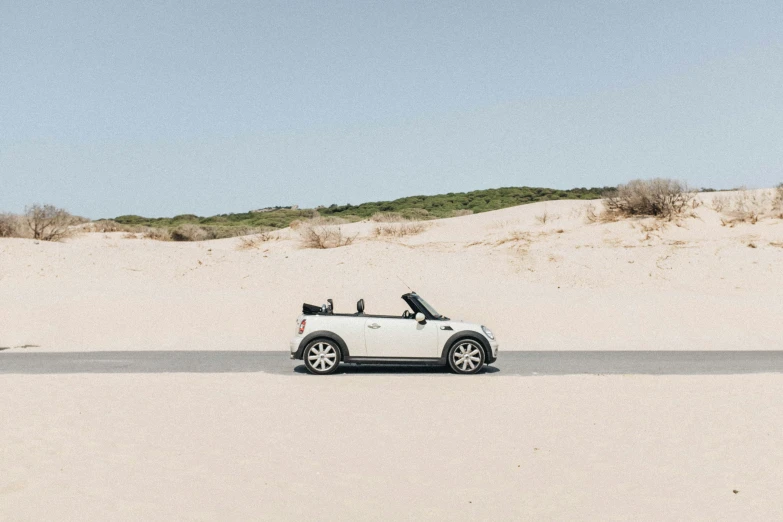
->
[481,325,495,340]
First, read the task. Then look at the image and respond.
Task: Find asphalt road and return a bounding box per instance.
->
[3,350,783,375]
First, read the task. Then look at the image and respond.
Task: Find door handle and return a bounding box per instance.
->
[367,323,381,329]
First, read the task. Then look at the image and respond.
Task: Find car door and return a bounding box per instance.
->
[324,315,368,356]
[363,317,440,358]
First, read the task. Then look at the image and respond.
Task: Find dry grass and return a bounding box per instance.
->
[603,179,695,220]
[721,214,758,226]
[2,210,274,243]
[84,220,266,241]
[373,222,428,238]
[0,213,27,238]
[23,205,83,241]
[371,209,445,223]
[493,230,532,256]
[630,220,668,242]
[170,224,208,241]
[237,232,279,250]
[494,230,531,246]
[467,229,532,250]
[710,196,728,213]
[85,220,166,235]
[535,207,558,225]
[292,215,357,249]
[0,205,85,241]
[584,204,598,223]
[584,203,618,224]
[167,224,270,241]
[715,188,781,226]
[488,219,518,229]
[450,209,474,217]
[299,224,356,249]
[142,228,171,241]
[290,215,348,230]
[84,220,144,233]
[370,212,406,223]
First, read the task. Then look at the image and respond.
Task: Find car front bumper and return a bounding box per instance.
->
[488,340,499,363]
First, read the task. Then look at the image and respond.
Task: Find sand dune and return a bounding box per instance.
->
[3,191,783,520]
[1,190,781,352]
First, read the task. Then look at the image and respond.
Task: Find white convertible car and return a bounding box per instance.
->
[290,292,498,375]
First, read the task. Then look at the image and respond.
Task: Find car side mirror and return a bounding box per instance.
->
[415,312,426,323]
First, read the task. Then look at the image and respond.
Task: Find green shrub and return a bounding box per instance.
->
[89,220,147,233]
[400,208,431,220]
[107,185,610,231]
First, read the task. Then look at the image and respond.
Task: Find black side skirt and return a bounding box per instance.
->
[344,356,446,365]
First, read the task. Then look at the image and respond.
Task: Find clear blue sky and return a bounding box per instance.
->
[2,1,781,218]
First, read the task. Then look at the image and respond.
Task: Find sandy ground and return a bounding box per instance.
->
[2,191,782,520]
[1,191,782,352]
[2,372,782,521]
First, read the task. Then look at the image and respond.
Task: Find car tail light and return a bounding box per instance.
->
[298,319,306,334]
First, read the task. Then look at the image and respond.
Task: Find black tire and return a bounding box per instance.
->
[303,339,341,375]
[447,339,485,374]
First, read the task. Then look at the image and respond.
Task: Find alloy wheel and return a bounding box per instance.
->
[451,341,482,373]
[307,342,338,372]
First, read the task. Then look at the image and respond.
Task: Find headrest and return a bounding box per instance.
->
[357,299,365,314]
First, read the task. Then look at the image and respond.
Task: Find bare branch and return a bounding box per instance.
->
[24,204,79,241]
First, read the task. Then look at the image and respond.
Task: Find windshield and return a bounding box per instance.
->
[415,295,443,319]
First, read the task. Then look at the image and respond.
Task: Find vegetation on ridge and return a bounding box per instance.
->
[110,185,611,230]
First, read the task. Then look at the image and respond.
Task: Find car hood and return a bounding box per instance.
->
[442,319,483,330]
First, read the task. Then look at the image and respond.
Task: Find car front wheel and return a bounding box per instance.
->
[447,339,485,374]
[303,339,341,375]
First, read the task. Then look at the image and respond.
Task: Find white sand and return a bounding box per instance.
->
[1,191,781,351]
[2,191,782,520]
[2,373,782,520]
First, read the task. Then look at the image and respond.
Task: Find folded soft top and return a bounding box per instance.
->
[302,303,323,315]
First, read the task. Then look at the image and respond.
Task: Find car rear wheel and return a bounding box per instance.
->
[447,339,485,374]
[303,339,341,375]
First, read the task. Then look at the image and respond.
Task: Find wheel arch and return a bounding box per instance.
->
[441,331,491,360]
[296,330,350,360]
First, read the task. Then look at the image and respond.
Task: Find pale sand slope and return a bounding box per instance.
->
[2,373,782,521]
[1,190,781,351]
[2,192,782,521]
